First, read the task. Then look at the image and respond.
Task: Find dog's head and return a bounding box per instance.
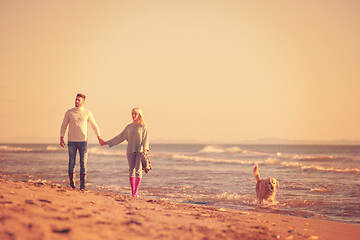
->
[266,178,279,192]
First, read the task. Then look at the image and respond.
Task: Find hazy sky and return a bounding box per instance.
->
[1,0,360,143]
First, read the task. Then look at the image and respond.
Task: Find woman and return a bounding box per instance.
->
[103,107,149,197]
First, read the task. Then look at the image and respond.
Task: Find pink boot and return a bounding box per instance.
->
[129,177,136,196]
[133,178,142,197]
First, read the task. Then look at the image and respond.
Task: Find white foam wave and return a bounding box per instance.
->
[96,184,129,194]
[215,192,256,203]
[88,147,126,157]
[280,199,325,207]
[214,192,281,207]
[227,147,247,154]
[46,146,62,151]
[263,157,282,166]
[198,145,248,154]
[294,155,359,164]
[0,145,34,152]
[171,151,359,174]
[172,153,254,165]
[28,179,47,183]
[281,162,360,174]
[198,145,272,160]
[170,152,287,167]
[310,188,335,193]
[199,145,226,153]
[292,155,334,161]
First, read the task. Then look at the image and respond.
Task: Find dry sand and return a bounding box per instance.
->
[0,178,359,240]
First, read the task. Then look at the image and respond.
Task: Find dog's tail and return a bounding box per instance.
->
[253,164,261,182]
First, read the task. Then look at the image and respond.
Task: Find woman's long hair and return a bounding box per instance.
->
[133,107,146,126]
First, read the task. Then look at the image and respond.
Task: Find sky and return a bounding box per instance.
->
[1,0,360,144]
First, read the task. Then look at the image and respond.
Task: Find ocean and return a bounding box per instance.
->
[0,143,359,225]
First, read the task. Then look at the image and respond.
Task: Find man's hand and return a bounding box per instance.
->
[60,137,65,148]
[98,137,107,146]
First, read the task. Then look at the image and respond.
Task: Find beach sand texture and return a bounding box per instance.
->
[0,178,359,240]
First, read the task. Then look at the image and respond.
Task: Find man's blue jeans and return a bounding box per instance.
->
[68,142,88,175]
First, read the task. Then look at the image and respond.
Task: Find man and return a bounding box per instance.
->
[60,93,105,190]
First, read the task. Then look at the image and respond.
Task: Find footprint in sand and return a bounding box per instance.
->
[53,228,71,234]
[53,216,70,221]
[125,220,142,226]
[25,200,36,205]
[96,221,112,225]
[250,226,269,231]
[76,214,92,218]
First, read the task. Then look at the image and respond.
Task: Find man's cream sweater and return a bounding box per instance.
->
[60,106,101,142]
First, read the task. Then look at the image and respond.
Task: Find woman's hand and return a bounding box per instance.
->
[98,137,108,146]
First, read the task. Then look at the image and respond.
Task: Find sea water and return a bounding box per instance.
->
[0,143,359,224]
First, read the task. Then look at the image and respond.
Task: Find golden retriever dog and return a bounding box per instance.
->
[253,164,279,204]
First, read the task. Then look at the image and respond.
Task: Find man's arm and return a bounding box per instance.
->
[88,111,104,145]
[60,112,69,148]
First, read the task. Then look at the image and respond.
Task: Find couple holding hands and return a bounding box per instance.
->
[60,93,149,197]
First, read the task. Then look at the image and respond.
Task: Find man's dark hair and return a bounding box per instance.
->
[76,93,86,100]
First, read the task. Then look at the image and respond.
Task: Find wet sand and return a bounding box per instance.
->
[0,178,359,240]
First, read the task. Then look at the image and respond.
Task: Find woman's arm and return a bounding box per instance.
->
[142,126,150,152]
[107,125,128,147]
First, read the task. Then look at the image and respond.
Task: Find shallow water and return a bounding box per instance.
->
[0,143,359,224]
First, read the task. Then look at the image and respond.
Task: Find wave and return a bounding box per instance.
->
[3,144,359,175]
[171,153,255,165]
[199,145,228,153]
[263,157,282,166]
[293,155,334,161]
[165,152,360,175]
[279,199,325,208]
[65,144,360,175]
[198,145,267,157]
[310,188,335,193]
[0,145,127,157]
[0,145,34,152]
[0,145,68,153]
[281,161,360,174]
[215,192,257,203]
[293,154,360,164]
[46,146,62,151]
[27,179,48,184]
[195,145,360,174]
[88,148,126,157]
[198,145,249,154]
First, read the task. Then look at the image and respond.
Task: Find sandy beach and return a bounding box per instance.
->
[0,178,359,240]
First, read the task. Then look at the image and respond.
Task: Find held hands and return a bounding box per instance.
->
[61,136,107,147]
[97,136,108,146]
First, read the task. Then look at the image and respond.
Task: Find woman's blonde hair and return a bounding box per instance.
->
[132,107,146,126]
